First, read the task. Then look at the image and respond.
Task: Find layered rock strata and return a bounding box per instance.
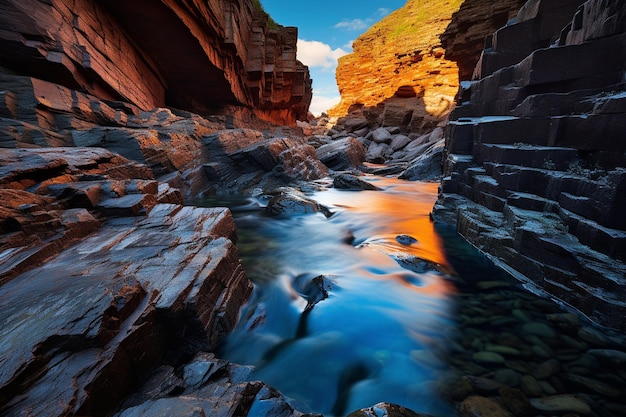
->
[329,0,461,133]
[0,72,334,196]
[0,0,311,125]
[0,148,255,416]
[434,0,626,330]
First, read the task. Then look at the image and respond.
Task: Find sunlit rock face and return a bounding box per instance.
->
[0,0,311,125]
[435,0,626,330]
[329,0,462,133]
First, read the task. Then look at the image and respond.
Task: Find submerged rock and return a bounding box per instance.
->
[459,396,514,417]
[333,173,381,191]
[348,402,435,417]
[529,394,592,415]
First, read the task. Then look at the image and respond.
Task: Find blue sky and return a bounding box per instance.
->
[260,1,407,115]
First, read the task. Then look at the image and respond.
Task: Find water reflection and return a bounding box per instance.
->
[208,177,626,417]
[216,178,457,416]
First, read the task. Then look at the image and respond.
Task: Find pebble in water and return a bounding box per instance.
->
[529,395,592,415]
[395,234,418,245]
[427,232,626,417]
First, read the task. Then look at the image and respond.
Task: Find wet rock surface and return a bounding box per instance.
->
[0,146,259,416]
[115,353,309,417]
[0,200,252,416]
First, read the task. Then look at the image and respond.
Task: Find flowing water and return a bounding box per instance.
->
[203,176,626,417]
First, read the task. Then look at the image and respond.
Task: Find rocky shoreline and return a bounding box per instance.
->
[1,0,626,415]
[0,64,444,416]
[2,79,625,416]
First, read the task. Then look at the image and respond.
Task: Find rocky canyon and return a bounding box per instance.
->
[0,0,625,417]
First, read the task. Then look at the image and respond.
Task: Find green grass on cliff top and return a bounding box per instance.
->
[253,0,281,29]
[367,0,463,47]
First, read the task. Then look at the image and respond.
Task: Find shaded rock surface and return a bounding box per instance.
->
[0,0,311,125]
[440,0,528,80]
[115,353,308,417]
[434,0,626,330]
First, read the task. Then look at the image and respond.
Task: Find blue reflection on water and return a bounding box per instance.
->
[216,179,457,416]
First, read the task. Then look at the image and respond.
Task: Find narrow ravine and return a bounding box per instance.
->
[206,176,626,417]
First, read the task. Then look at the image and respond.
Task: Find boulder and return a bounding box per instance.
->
[115,353,305,417]
[371,127,393,144]
[399,139,445,181]
[316,137,366,171]
[265,193,332,218]
[348,402,435,417]
[333,173,381,191]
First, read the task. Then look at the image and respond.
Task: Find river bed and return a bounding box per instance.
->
[202,176,626,416]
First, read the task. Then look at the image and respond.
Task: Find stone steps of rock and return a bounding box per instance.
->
[457,205,626,329]
[560,207,626,262]
[487,165,620,219]
[476,143,580,170]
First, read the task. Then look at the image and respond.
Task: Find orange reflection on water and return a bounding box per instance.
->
[315,177,450,271]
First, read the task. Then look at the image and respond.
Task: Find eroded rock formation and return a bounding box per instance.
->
[434,0,626,330]
[0,148,257,416]
[329,0,462,133]
[0,0,312,125]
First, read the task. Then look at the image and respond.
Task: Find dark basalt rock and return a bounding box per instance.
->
[265,193,332,218]
[316,137,367,171]
[435,0,626,330]
[333,173,381,191]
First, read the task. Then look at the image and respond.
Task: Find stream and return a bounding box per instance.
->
[203,176,626,417]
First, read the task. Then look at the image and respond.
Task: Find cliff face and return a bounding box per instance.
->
[0,0,311,125]
[329,0,528,133]
[440,0,528,80]
[329,0,462,133]
[435,0,626,330]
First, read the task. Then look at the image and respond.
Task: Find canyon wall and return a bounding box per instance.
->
[328,0,462,132]
[435,0,626,330]
[440,0,528,80]
[329,0,527,134]
[0,0,312,125]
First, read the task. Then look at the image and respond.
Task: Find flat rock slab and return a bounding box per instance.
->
[0,203,251,417]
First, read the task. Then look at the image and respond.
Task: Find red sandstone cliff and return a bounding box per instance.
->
[329,0,461,132]
[0,0,311,125]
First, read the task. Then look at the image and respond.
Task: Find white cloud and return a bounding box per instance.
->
[297,39,348,69]
[334,18,372,31]
[309,95,341,116]
[377,8,391,17]
[343,40,355,51]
